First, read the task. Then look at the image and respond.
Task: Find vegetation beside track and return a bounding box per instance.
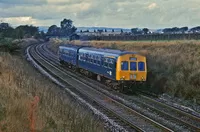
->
[0,41,104,131]
[48,39,200,104]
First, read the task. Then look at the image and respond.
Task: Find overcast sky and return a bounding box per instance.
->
[0,0,199,29]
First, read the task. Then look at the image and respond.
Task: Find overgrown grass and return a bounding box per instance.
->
[0,52,104,132]
[48,39,200,104]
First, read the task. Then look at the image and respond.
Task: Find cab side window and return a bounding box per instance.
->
[121,61,128,70]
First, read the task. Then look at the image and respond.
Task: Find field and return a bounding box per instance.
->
[49,39,200,104]
[0,50,104,131]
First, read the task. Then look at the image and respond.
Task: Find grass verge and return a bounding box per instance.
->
[0,49,104,131]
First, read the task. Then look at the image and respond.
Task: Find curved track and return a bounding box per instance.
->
[43,43,200,131]
[26,43,200,132]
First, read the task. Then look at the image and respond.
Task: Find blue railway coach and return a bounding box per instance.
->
[78,47,120,80]
[58,45,83,66]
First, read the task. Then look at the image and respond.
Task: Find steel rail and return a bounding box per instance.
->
[42,43,200,131]
[28,44,173,132]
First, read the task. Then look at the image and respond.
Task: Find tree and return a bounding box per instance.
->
[61,19,72,29]
[13,25,39,39]
[179,27,188,33]
[60,19,77,36]
[34,31,46,39]
[171,27,179,33]
[14,28,24,39]
[131,28,138,34]
[47,25,60,36]
[190,26,200,33]
[163,28,172,34]
[0,23,10,30]
[40,31,46,39]
[0,23,14,38]
[142,28,149,34]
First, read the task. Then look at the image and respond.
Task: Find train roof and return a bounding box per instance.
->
[59,44,88,51]
[79,47,137,57]
[59,44,138,57]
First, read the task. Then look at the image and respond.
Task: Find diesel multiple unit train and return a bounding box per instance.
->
[58,44,147,91]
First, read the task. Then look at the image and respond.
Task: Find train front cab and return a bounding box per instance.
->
[116,54,147,82]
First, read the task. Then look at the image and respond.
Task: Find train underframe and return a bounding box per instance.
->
[60,60,144,93]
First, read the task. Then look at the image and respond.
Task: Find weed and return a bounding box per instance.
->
[0,52,104,131]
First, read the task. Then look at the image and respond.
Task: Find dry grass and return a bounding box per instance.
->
[49,39,200,104]
[0,52,104,132]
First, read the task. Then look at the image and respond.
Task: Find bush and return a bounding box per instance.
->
[0,39,21,53]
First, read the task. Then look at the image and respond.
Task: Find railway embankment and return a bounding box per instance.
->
[0,39,104,132]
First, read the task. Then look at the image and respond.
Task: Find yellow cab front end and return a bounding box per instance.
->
[116,54,147,81]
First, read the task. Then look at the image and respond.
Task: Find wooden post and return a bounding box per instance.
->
[29,96,40,132]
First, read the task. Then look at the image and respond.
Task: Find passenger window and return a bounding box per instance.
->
[104,62,108,67]
[104,58,108,67]
[90,55,92,63]
[108,63,112,69]
[86,54,89,62]
[138,62,145,71]
[130,62,137,71]
[94,56,97,64]
[121,61,128,70]
[98,56,101,65]
[97,59,100,65]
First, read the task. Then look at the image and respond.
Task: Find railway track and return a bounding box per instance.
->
[27,43,200,131]
[42,43,200,132]
[27,43,173,131]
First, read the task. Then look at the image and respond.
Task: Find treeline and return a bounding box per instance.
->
[131,26,200,35]
[161,26,200,34]
[0,23,45,53]
[0,23,45,40]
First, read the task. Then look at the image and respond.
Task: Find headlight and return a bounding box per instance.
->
[120,76,125,80]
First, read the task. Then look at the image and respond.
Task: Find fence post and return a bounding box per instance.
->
[29,96,40,132]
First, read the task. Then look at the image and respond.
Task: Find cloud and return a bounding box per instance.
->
[148,3,157,10]
[1,16,37,25]
[0,0,47,5]
[0,0,200,28]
